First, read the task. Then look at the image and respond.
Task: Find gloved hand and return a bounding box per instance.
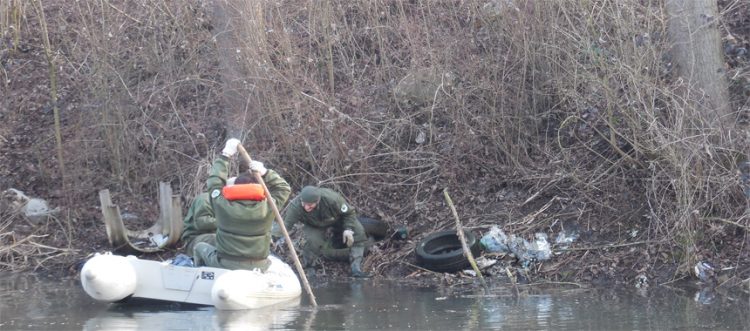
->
[342,229,354,247]
[250,160,267,176]
[221,138,241,158]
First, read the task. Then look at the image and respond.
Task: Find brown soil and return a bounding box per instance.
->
[1,0,749,293]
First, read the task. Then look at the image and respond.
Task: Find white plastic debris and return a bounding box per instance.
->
[415,131,426,144]
[482,0,519,17]
[2,188,57,225]
[475,256,498,269]
[530,233,551,261]
[555,229,579,248]
[150,234,169,248]
[481,226,552,266]
[694,261,715,283]
[480,226,510,253]
[635,274,648,288]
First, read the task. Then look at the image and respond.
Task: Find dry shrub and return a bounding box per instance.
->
[224,0,748,271]
[56,1,226,198]
[0,202,78,273]
[4,0,749,276]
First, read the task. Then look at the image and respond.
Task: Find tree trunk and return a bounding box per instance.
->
[209,0,250,138]
[665,0,730,129]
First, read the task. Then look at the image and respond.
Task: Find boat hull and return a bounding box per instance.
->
[80,252,301,310]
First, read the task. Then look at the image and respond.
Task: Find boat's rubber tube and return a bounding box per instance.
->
[80,253,137,302]
[211,255,302,310]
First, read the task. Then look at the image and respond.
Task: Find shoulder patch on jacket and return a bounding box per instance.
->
[211,189,221,199]
[340,204,348,212]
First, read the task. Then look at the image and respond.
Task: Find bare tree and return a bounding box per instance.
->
[209,0,252,138]
[666,0,730,129]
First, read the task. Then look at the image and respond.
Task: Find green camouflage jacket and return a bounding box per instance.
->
[180,192,215,243]
[207,156,291,259]
[278,187,361,236]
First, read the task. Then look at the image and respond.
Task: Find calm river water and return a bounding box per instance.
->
[0,273,748,330]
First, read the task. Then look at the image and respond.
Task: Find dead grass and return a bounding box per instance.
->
[1,0,749,285]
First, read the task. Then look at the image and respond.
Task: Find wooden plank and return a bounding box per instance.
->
[98,183,181,252]
[98,189,129,249]
[98,189,115,245]
[158,182,172,234]
[167,195,183,247]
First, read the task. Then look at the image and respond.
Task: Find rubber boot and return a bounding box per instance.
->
[301,249,320,276]
[349,246,371,278]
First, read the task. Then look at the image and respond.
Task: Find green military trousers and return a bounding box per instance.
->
[183,233,216,258]
[193,242,271,272]
[301,222,371,277]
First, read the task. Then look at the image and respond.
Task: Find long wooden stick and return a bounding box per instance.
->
[443,188,489,294]
[237,145,317,307]
[32,0,66,194]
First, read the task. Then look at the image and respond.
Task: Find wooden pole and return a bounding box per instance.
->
[443,188,489,294]
[32,0,66,193]
[237,145,318,307]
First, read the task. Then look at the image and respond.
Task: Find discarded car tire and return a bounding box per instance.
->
[415,230,480,272]
[357,216,389,240]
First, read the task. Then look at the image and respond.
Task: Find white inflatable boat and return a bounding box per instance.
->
[80,252,302,310]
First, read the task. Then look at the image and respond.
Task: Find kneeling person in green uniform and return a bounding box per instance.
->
[180,192,216,256]
[180,162,249,255]
[275,185,370,277]
[193,138,291,272]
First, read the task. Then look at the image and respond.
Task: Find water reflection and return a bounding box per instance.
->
[82,298,300,331]
[1,273,748,331]
[214,299,300,331]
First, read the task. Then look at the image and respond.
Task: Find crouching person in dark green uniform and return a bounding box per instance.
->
[180,192,216,256]
[193,138,291,272]
[274,185,370,277]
